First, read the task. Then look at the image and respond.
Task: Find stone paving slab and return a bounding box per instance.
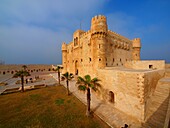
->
[51,73,141,128]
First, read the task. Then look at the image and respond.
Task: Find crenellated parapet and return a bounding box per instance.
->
[108,30,130,42]
[91,15,108,35]
[62,42,67,51]
[132,38,141,48]
[91,15,107,23]
[80,30,91,37]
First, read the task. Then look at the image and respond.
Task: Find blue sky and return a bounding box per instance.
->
[0,0,170,64]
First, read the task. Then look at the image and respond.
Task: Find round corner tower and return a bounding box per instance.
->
[61,42,67,73]
[91,15,108,69]
[132,38,141,61]
[91,15,108,34]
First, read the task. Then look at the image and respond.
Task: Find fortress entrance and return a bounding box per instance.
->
[75,60,78,75]
[109,91,115,103]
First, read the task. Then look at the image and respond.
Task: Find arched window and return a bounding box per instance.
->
[109,91,115,103]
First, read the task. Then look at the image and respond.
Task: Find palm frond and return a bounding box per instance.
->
[84,75,91,83]
[62,72,74,80]
[77,76,85,83]
[55,66,61,71]
[91,77,100,82]
[78,85,86,91]
[62,72,69,78]
[13,70,30,78]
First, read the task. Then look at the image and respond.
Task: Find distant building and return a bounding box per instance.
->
[61,15,170,127]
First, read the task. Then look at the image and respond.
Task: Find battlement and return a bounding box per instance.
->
[108,30,131,42]
[62,42,67,51]
[80,30,91,37]
[91,15,106,22]
[132,38,141,48]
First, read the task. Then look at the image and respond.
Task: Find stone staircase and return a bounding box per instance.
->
[143,73,170,128]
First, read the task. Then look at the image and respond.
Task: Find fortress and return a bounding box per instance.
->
[62,15,170,127]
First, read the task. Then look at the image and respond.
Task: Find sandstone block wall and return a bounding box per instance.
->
[0,65,52,75]
[97,69,144,121]
[125,60,165,70]
[96,69,165,122]
[143,70,165,120]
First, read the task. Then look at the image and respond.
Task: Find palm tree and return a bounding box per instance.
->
[22,65,27,70]
[62,72,74,95]
[76,75,100,117]
[13,70,31,92]
[54,66,61,85]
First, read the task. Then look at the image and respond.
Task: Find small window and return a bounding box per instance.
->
[81,59,83,62]
[113,58,114,62]
[106,58,107,61]
[89,58,91,62]
[99,58,101,61]
[149,65,153,69]
[136,54,138,56]
[99,44,100,48]
[106,63,107,66]
[126,59,127,61]
[117,63,118,66]
[120,59,121,62]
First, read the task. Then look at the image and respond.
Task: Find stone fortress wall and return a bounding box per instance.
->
[0,65,53,75]
[62,15,141,77]
[62,15,170,126]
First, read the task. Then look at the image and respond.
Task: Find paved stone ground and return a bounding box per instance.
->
[0,72,57,94]
[51,73,141,128]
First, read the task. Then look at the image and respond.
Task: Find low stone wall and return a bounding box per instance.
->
[0,65,53,75]
[125,60,165,70]
[143,69,165,120]
[165,64,170,69]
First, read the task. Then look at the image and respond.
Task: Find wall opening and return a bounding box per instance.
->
[89,58,91,62]
[75,60,78,75]
[149,65,153,69]
[109,91,115,103]
[99,58,101,61]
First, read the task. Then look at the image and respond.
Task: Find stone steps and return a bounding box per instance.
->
[143,77,170,128]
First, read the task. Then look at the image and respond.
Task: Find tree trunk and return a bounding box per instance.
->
[58,71,60,85]
[21,76,24,92]
[86,88,91,117]
[66,80,69,95]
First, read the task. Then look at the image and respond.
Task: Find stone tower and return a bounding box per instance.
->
[91,15,108,69]
[132,38,141,60]
[62,42,67,73]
